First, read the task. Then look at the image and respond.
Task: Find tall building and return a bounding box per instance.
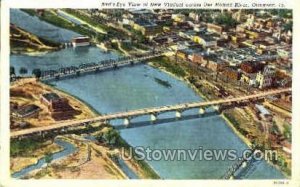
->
[256,65,275,89]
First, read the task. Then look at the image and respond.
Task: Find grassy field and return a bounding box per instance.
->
[151,56,186,78]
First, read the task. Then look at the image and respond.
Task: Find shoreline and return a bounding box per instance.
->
[45,82,101,117]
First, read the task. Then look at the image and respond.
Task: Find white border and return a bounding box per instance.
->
[1,0,300,186]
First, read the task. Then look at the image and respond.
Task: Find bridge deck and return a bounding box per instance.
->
[40,53,163,81]
[10,88,291,138]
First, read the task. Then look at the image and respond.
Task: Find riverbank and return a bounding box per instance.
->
[21,9,103,41]
[10,79,95,129]
[10,139,64,174]
[10,24,60,54]
[45,82,101,117]
[25,135,127,179]
[60,9,107,34]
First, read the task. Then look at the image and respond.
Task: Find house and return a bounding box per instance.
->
[241,73,257,86]
[189,12,199,21]
[240,61,264,74]
[277,48,291,59]
[40,92,60,106]
[176,48,194,60]
[13,104,41,118]
[205,56,225,71]
[40,92,77,120]
[171,14,186,22]
[132,19,162,36]
[193,33,218,48]
[256,65,276,89]
[72,36,90,47]
[245,29,260,39]
[179,30,197,39]
[223,67,241,81]
[255,104,272,121]
[207,23,223,35]
[191,52,206,65]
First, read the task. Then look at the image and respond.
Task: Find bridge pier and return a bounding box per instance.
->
[150,113,158,123]
[213,105,220,112]
[242,161,247,168]
[124,118,131,127]
[60,127,67,133]
[199,108,205,115]
[175,110,182,118]
[82,123,88,128]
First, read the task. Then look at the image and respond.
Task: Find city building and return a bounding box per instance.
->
[176,48,195,60]
[205,56,225,71]
[223,67,241,81]
[72,36,90,47]
[131,19,162,36]
[190,51,207,65]
[241,73,257,86]
[207,23,223,34]
[193,33,218,48]
[240,61,264,74]
[256,65,276,89]
[171,14,186,22]
[40,92,77,120]
[13,104,41,118]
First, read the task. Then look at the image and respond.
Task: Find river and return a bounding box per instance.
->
[10,9,285,179]
[10,9,81,43]
[12,138,77,179]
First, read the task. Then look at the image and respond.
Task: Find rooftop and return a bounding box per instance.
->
[255,104,271,116]
[17,104,40,116]
[42,93,60,102]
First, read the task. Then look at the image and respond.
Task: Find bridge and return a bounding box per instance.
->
[221,148,258,179]
[39,52,163,81]
[10,88,291,139]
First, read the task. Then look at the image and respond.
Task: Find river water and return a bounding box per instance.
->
[10,9,285,179]
[10,9,81,43]
[12,138,77,179]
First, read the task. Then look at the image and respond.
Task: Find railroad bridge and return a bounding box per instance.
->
[39,52,163,81]
[222,148,259,179]
[10,88,291,139]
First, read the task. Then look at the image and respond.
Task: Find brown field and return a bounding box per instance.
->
[10,78,97,130]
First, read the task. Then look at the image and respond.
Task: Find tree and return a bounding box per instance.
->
[10,66,15,76]
[283,21,293,32]
[103,128,120,145]
[19,67,28,74]
[215,13,238,27]
[32,68,42,78]
[45,152,53,165]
